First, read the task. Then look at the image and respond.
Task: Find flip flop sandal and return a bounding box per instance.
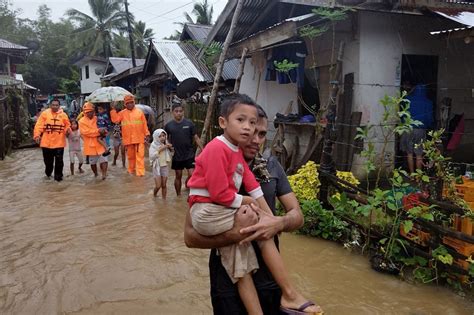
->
[280,301,324,315]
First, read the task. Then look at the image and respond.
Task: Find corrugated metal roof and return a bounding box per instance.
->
[212,0,274,43]
[430,25,473,34]
[181,23,212,43]
[108,57,145,74]
[222,59,239,81]
[178,42,214,82]
[0,38,28,50]
[432,8,474,26]
[153,40,207,82]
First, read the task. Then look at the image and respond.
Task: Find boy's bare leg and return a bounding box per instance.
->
[174,169,183,195]
[237,274,263,315]
[161,176,167,199]
[78,163,84,173]
[113,145,119,165]
[91,164,98,177]
[100,162,107,180]
[153,177,162,197]
[121,145,126,168]
[70,163,74,175]
[259,240,322,313]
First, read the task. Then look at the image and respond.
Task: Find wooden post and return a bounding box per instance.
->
[319,41,345,206]
[200,0,245,144]
[233,47,248,93]
[13,94,21,147]
[0,97,5,160]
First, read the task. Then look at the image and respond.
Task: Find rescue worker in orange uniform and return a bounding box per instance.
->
[79,102,109,179]
[110,95,150,176]
[33,98,71,181]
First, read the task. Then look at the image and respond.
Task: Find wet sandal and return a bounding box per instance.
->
[280,301,324,315]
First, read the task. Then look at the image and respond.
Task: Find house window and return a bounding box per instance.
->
[85,65,89,79]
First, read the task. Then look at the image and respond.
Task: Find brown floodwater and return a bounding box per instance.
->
[0,148,473,314]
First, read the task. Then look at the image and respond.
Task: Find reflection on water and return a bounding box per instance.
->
[0,149,472,314]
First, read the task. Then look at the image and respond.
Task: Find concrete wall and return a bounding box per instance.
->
[239,60,298,139]
[80,61,105,95]
[351,11,474,177]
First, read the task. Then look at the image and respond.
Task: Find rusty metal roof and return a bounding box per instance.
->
[0,38,28,50]
[153,40,208,82]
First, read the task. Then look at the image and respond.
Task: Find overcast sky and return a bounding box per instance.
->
[10,0,227,39]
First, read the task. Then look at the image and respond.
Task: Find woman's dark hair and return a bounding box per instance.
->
[219,93,257,118]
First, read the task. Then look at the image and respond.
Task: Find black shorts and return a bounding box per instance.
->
[171,157,195,170]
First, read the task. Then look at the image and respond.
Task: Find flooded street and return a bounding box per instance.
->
[0,148,473,314]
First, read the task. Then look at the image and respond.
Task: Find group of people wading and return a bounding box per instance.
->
[33,93,323,315]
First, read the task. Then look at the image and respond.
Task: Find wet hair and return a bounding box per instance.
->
[70,119,78,128]
[219,93,257,119]
[51,97,60,104]
[256,104,267,119]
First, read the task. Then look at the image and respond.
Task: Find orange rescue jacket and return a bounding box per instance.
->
[78,115,105,156]
[33,108,70,149]
[110,107,150,146]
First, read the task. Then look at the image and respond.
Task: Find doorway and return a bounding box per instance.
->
[395,54,439,169]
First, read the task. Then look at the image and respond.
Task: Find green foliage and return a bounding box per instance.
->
[274,59,299,74]
[192,0,213,25]
[65,0,128,58]
[432,245,453,265]
[312,7,349,22]
[185,40,222,73]
[299,200,348,241]
[299,25,329,40]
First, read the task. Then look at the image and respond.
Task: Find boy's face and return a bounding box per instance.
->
[159,132,166,143]
[172,106,184,122]
[219,104,257,146]
[71,122,78,130]
[98,106,105,114]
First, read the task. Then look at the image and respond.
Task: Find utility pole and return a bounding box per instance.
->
[124,0,136,67]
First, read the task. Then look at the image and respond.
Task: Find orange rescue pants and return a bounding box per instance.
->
[126,143,145,176]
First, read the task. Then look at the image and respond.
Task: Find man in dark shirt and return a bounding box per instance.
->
[184,106,305,314]
[165,103,203,195]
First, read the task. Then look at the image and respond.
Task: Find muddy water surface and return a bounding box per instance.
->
[0,149,473,314]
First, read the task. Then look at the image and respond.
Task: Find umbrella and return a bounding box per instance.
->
[85,86,132,103]
[135,104,154,116]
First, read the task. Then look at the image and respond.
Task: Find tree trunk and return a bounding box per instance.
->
[200,0,245,144]
[233,47,248,93]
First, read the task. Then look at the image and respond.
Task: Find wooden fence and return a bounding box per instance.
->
[185,101,221,143]
[0,94,12,160]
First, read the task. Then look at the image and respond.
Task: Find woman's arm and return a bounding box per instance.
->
[184,207,257,249]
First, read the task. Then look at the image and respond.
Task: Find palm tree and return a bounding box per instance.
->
[192,0,213,25]
[66,0,128,58]
[133,20,154,58]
